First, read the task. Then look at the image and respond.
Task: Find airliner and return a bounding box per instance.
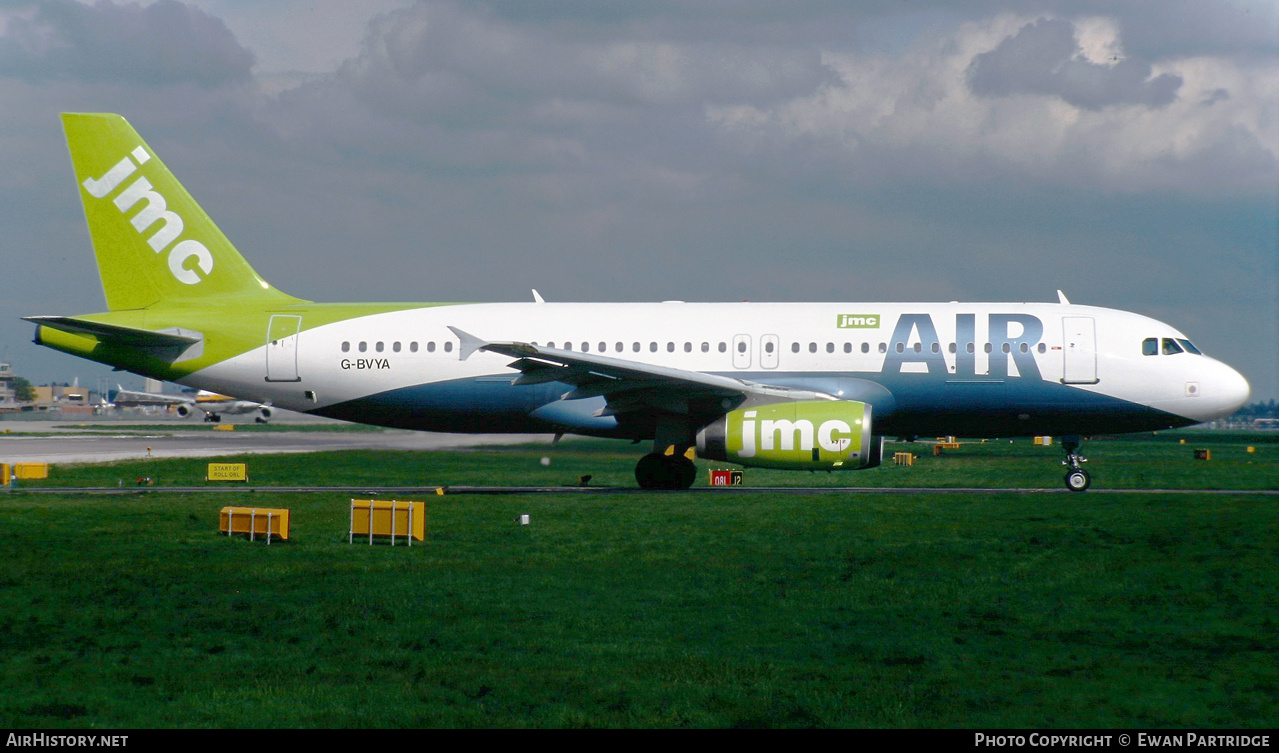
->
[113,385,273,423]
[27,114,1251,491]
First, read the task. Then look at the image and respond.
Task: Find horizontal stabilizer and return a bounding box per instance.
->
[26,315,204,363]
[25,316,201,348]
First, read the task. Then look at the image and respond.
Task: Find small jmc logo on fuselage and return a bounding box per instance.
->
[837,314,880,329]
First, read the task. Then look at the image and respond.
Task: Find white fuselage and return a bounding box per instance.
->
[185,301,1250,438]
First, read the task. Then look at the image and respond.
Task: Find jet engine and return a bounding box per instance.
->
[696,400,882,470]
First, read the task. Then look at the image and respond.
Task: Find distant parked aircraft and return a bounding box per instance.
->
[113,386,272,423]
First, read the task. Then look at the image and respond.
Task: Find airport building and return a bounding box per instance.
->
[0,363,15,407]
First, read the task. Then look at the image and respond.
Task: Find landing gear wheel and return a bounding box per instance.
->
[1065,469,1091,493]
[635,453,697,490]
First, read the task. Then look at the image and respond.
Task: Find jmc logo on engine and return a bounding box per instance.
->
[725,400,869,469]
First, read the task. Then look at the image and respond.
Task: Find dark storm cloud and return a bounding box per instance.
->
[967,18,1182,110]
[0,0,253,86]
[268,0,837,185]
[339,0,836,112]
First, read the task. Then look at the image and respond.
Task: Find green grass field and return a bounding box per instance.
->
[1,433,1275,727]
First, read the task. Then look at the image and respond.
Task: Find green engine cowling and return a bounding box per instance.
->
[695,400,882,470]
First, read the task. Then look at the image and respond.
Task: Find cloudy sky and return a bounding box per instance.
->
[1,0,1275,401]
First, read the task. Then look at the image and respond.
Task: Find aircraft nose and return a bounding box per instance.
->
[1218,363,1251,415]
[1180,359,1250,424]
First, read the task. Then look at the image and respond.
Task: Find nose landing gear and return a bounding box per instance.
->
[1062,436,1090,492]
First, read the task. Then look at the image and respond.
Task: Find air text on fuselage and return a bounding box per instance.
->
[881,313,1043,379]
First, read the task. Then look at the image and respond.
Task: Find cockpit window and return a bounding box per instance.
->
[1142,338,1158,356]
[1162,338,1184,355]
[1177,339,1203,355]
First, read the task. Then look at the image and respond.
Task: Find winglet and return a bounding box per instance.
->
[448,326,488,361]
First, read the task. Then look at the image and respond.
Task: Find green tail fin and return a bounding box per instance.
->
[62,113,301,311]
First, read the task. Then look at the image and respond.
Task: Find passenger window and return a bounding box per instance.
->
[718,342,727,353]
[827,343,835,353]
[667,342,675,352]
[844,343,852,354]
[1162,338,1184,355]
[701,342,709,353]
[1038,343,1046,354]
[737,341,747,353]
[633,342,641,353]
[861,343,870,354]
[375,342,384,352]
[809,343,817,353]
[427,342,436,352]
[358,342,367,353]
[684,342,692,353]
[410,342,418,353]
[341,341,350,353]
[765,341,775,353]
[878,343,887,354]
[1143,338,1158,356]
[393,342,401,353]
[444,342,453,353]
[792,342,800,353]
[650,342,658,352]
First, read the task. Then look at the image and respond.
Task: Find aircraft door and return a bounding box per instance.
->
[732,334,752,369]
[760,334,779,369]
[266,314,302,382]
[1061,316,1098,384]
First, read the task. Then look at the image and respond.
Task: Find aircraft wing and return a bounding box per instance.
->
[449,327,833,418]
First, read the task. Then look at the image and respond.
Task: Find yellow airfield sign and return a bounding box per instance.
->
[206,462,248,482]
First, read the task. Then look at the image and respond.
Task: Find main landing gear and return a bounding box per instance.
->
[1062,436,1090,492]
[635,450,698,490]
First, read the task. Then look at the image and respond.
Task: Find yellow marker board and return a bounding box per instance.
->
[14,463,49,480]
[219,506,289,542]
[206,462,248,482]
[350,499,425,544]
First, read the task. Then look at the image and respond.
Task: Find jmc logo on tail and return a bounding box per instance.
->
[82,146,213,285]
